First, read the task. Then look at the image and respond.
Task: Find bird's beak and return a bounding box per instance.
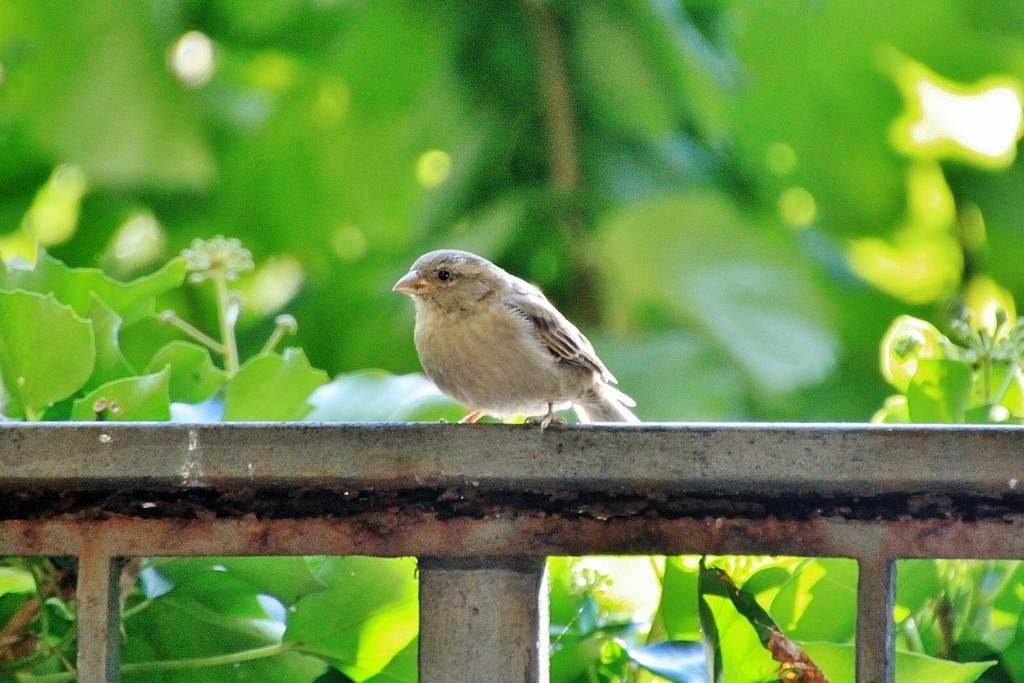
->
[393,270,426,295]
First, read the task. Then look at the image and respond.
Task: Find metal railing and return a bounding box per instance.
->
[2,422,1023,683]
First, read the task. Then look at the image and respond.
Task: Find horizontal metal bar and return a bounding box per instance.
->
[2,422,1023,497]
[1,516,1022,559]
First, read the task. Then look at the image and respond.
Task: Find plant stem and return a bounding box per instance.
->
[19,643,288,683]
[523,0,602,324]
[260,315,297,355]
[120,598,153,621]
[523,0,578,200]
[213,273,240,375]
[159,312,225,354]
[990,364,1021,411]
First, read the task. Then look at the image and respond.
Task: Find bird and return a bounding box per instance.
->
[393,249,639,428]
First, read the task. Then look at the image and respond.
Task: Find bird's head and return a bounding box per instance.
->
[393,249,501,312]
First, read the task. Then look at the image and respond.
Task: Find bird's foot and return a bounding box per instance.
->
[527,404,565,430]
[458,410,485,424]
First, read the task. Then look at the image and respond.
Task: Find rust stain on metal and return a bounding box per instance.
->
[3,509,1020,560]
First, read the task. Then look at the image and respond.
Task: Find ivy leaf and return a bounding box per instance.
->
[121,568,328,683]
[769,558,858,643]
[145,557,323,607]
[285,557,418,682]
[0,566,36,596]
[85,295,134,390]
[146,341,229,404]
[223,348,328,421]
[906,358,974,423]
[0,249,186,322]
[70,368,171,421]
[601,191,838,393]
[305,370,462,422]
[623,640,705,683]
[0,290,94,420]
[801,642,995,683]
[362,638,417,683]
[879,316,950,393]
[3,1,215,189]
[119,314,190,374]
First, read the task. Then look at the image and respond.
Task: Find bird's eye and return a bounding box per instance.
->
[436,269,451,282]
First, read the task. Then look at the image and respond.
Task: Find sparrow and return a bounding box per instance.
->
[393,249,639,428]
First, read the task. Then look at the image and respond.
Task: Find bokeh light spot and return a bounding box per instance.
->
[331,226,368,262]
[964,275,1016,340]
[170,31,215,87]
[958,203,987,253]
[910,81,1021,158]
[313,79,350,128]
[416,150,452,188]
[847,162,962,304]
[778,186,816,227]
[108,212,166,274]
[887,51,1023,168]
[21,164,87,246]
[249,52,297,93]
[242,255,305,316]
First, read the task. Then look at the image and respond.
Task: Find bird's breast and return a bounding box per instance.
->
[413,305,588,416]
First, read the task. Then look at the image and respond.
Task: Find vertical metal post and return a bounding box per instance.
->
[856,556,895,683]
[419,557,548,683]
[76,546,123,683]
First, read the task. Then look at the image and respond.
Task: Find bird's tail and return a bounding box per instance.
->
[574,385,640,424]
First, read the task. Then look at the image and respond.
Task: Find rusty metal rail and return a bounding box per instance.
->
[2,422,1024,683]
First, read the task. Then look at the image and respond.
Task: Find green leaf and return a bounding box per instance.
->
[0,290,94,419]
[223,348,329,421]
[699,559,827,682]
[0,249,187,321]
[85,295,135,390]
[119,314,190,374]
[590,333,748,421]
[286,557,418,682]
[146,557,323,607]
[122,568,329,683]
[659,557,701,639]
[601,191,838,393]
[71,368,171,421]
[550,634,609,683]
[879,316,950,393]
[573,3,680,138]
[146,341,229,404]
[2,1,214,189]
[624,640,705,683]
[0,566,35,597]
[894,560,942,620]
[906,358,974,423]
[872,394,911,424]
[989,365,1024,418]
[305,370,462,422]
[801,642,995,683]
[363,637,417,683]
[769,558,858,643]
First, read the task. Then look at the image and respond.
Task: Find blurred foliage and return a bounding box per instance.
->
[2,0,1024,681]
[873,277,1024,424]
[548,556,995,683]
[0,242,455,682]
[1,0,1022,422]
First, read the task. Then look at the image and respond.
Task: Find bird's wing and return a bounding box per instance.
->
[503,278,617,383]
